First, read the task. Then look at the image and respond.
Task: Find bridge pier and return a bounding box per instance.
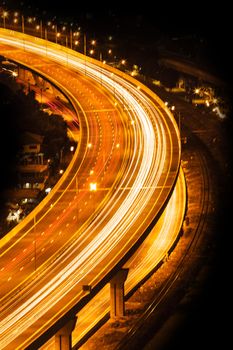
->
[110,268,129,318]
[54,317,77,350]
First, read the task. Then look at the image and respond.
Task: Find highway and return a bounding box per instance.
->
[0,28,181,349]
[41,168,186,349]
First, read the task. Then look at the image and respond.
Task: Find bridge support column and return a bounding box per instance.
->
[55,317,77,350]
[110,268,129,318]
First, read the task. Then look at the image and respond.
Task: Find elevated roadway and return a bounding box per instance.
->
[0,28,182,349]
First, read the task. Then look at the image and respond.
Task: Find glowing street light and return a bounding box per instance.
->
[2,11,8,28]
[89,182,97,192]
[45,187,52,194]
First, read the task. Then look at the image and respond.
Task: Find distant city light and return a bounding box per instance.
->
[45,187,52,194]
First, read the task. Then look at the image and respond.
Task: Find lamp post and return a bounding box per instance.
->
[21,15,24,33]
[70,28,73,49]
[3,11,8,28]
[55,24,57,43]
[40,19,43,38]
[34,215,37,271]
[84,33,87,56]
[84,33,87,75]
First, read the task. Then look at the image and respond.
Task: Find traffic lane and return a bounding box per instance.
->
[69,169,186,348]
[0,46,127,297]
[0,33,180,350]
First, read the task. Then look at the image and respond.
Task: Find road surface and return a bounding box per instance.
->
[0,28,181,349]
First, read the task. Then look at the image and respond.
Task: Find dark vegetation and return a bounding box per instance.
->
[0,74,70,222]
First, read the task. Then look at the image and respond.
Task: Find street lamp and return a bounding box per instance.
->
[89,182,97,192]
[56,32,61,44]
[74,40,79,47]
[2,11,8,28]
[84,33,87,75]
[21,15,25,33]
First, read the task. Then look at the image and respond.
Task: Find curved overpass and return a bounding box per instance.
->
[0,28,181,349]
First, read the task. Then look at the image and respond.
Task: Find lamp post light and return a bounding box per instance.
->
[56,32,61,44]
[74,40,79,48]
[3,11,8,28]
[13,17,18,26]
[90,182,97,192]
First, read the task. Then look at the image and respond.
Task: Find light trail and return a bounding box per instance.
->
[0,28,181,350]
[41,168,186,349]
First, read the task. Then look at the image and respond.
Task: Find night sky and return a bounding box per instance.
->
[2,0,232,84]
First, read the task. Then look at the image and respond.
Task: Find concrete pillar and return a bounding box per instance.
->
[110,268,129,318]
[18,67,26,81]
[55,317,77,350]
[32,73,44,88]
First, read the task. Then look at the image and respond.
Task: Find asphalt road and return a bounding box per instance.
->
[0,29,181,349]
